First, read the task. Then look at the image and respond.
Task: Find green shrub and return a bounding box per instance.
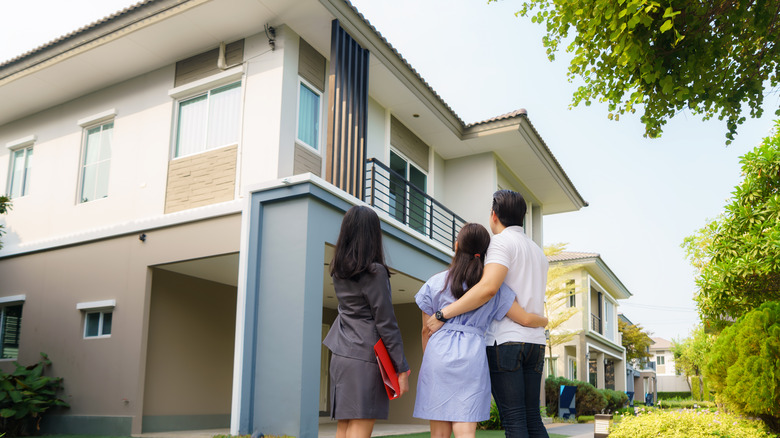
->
[576,415,594,423]
[544,376,606,417]
[609,409,773,438]
[0,353,69,437]
[478,399,501,430]
[657,391,692,400]
[656,398,715,410]
[599,388,628,413]
[705,301,780,433]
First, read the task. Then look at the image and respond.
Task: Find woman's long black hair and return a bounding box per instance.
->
[445,223,491,299]
[331,205,390,280]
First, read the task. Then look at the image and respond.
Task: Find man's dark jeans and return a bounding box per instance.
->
[487,342,548,438]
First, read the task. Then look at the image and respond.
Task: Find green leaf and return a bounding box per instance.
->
[660,19,673,33]
[0,408,16,418]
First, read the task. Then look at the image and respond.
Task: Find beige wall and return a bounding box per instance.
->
[143,269,236,416]
[0,213,241,433]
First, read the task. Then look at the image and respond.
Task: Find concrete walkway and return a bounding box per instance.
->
[135,421,595,437]
[545,422,595,438]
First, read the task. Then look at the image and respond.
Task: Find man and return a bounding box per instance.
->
[427,190,548,438]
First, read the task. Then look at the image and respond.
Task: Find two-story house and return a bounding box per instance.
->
[0,0,586,436]
[545,252,630,392]
[650,337,689,393]
[620,314,658,405]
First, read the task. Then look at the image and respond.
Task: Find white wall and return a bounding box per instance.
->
[0,32,288,251]
[442,153,496,226]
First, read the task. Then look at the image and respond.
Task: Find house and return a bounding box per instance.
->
[0,0,586,436]
[619,314,657,404]
[545,252,630,392]
[650,337,689,393]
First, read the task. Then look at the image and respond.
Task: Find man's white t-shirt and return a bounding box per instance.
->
[484,226,548,346]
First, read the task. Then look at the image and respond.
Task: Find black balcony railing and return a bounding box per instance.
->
[591,313,602,334]
[364,158,465,248]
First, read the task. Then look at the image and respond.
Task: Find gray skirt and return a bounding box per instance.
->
[329,353,389,420]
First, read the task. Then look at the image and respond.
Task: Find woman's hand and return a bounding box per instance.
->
[398,370,410,397]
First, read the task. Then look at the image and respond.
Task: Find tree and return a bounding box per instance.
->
[544,243,583,377]
[504,0,780,143]
[672,325,715,400]
[618,319,652,363]
[705,301,780,433]
[682,122,780,328]
[0,195,11,250]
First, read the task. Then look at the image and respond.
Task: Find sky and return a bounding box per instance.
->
[1,0,777,342]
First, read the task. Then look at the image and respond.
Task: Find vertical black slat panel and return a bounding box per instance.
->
[326,20,370,200]
[326,20,338,185]
[356,47,369,198]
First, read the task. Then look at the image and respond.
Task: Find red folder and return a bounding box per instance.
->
[374,339,400,400]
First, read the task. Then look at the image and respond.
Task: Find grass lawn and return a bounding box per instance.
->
[381,432,566,438]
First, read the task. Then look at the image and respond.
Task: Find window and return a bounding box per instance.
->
[297,79,321,150]
[84,311,112,338]
[77,299,115,339]
[604,300,615,341]
[389,150,427,233]
[174,81,242,157]
[8,146,33,198]
[568,358,577,380]
[545,357,558,377]
[1,303,23,359]
[656,355,665,365]
[567,280,576,307]
[79,122,113,203]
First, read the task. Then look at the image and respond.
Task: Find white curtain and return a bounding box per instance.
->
[176,94,208,156]
[206,82,242,149]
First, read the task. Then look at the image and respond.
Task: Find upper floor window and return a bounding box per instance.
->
[657,355,665,365]
[389,149,427,233]
[79,121,113,203]
[297,79,321,151]
[566,280,576,307]
[6,136,34,199]
[175,81,242,158]
[0,297,24,360]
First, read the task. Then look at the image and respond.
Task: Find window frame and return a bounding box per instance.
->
[171,79,243,160]
[77,120,114,204]
[0,295,25,361]
[388,148,429,233]
[295,76,323,153]
[83,310,112,339]
[5,136,35,199]
[656,355,665,365]
[77,299,115,340]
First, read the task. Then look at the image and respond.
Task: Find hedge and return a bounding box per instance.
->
[544,377,606,417]
[609,409,772,438]
[657,391,691,400]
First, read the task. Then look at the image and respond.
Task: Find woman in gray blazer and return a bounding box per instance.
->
[323,205,410,438]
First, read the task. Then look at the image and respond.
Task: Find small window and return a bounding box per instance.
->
[656,355,665,365]
[84,311,112,338]
[1,304,23,359]
[566,280,576,307]
[79,121,113,203]
[297,79,321,151]
[7,146,33,198]
[568,358,577,380]
[175,81,242,157]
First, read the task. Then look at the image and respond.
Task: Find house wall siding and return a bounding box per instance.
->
[293,144,322,177]
[164,145,237,214]
[174,40,245,87]
[390,116,429,172]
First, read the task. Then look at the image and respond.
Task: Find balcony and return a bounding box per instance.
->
[640,360,657,371]
[364,158,465,248]
[590,313,602,334]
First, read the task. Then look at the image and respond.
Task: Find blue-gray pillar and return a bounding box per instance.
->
[239,184,350,437]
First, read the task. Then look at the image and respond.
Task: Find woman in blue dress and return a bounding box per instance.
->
[413,223,547,438]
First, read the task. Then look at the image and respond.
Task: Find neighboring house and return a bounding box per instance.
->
[651,337,689,392]
[545,252,630,392]
[619,314,657,404]
[0,0,587,436]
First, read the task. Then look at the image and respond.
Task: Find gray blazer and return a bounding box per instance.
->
[323,263,410,374]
